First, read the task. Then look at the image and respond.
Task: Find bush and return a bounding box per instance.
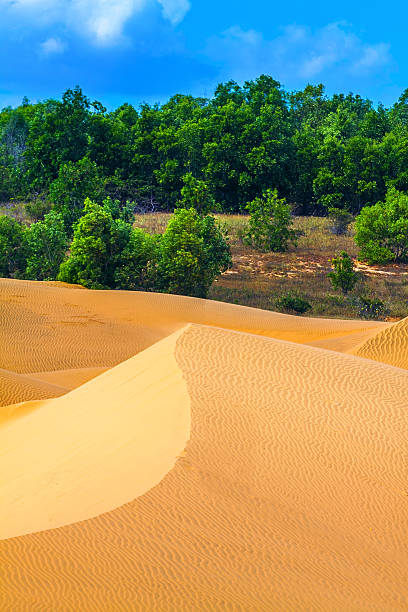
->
[357,296,388,320]
[275,292,312,314]
[244,189,298,252]
[177,173,218,215]
[24,196,52,221]
[156,207,232,298]
[328,251,358,294]
[0,215,26,277]
[114,228,159,291]
[355,187,408,264]
[24,211,68,280]
[49,157,104,232]
[328,207,354,235]
[58,198,132,289]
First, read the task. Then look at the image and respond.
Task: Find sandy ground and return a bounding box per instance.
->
[1,278,407,610]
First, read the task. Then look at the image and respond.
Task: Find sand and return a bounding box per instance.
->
[1,278,408,610]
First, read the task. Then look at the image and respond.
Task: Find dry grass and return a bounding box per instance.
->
[134,213,408,320]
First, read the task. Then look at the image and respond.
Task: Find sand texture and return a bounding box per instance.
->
[352,314,408,369]
[1,278,408,611]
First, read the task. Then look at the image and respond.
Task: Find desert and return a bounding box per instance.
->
[1,277,408,611]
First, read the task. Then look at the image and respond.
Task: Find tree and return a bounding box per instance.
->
[355,188,408,263]
[58,198,133,289]
[0,216,26,277]
[114,228,158,291]
[24,211,68,280]
[244,189,298,252]
[177,173,217,215]
[156,207,232,297]
[328,251,358,294]
[49,157,104,231]
[327,207,354,235]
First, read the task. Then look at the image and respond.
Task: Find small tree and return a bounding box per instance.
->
[328,251,358,294]
[114,228,159,291]
[244,189,298,252]
[177,173,217,215]
[0,216,26,277]
[24,211,68,280]
[328,207,354,235]
[355,188,408,264]
[156,207,232,298]
[58,198,132,289]
[49,157,104,232]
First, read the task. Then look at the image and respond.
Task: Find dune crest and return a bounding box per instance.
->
[0,328,190,539]
[352,315,408,369]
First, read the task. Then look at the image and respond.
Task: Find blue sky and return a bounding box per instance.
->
[0,0,405,109]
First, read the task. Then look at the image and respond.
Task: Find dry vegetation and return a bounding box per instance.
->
[134,212,408,320]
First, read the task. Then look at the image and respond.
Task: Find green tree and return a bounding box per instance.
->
[24,211,67,280]
[177,173,217,215]
[156,207,232,297]
[0,216,26,277]
[58,198,133,289]
[114,228,158,291]
[355,188,408,263]
[328,251,358,293]
[49,157,104,231]
[244,189,298,252]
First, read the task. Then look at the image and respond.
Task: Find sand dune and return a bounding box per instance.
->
[1,278,408,610]
[351,315,408,369]
[0,367,67,407]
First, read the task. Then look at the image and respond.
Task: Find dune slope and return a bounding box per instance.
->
[1,324,408,611]
[0,329,190,539]
[352,315,408,369]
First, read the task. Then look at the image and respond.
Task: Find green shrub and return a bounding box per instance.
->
[49,157,104,232]
[24,211,68,280]
[177,173,218,215]
[114,228,159,291]
[24,196,52,221]
[275,292,312,314]
[328,251,358,294]
[58,198,132,289]
[0,215,26,277]
[156,207,232,298]
[244,189,298,252]
[328,207,354,235]
[355,187,408,264]
[357,296,388,320]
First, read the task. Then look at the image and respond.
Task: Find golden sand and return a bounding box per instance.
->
[1,278,407,610]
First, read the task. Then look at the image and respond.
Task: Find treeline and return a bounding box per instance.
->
[2,76,408,214]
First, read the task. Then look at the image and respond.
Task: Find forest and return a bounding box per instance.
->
[1,75,408,214]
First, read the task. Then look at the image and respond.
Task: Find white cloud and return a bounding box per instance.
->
[40,36,66,55]
[157,0,190,25]
[0,0,190,45]
[205,22,391,85]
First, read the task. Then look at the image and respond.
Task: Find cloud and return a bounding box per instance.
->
[205,22,391,87]
[157,0,190,25]
[40,37,66,55]
[0,0,191,45]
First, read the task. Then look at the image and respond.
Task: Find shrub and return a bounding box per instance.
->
[328,251,358,294]
[244,189,298,252]
[58,198,132,289]
[156,207,232,298]
[24,211,68,280]
[328,207,354,235]
[49,157,104,232]
[0,215,26,277]
[355,187,408,264]
[358,296,388,320]
[114,228,159,291]
[24,196,52,221]
[275,292,312,314]
[177,173,218,215]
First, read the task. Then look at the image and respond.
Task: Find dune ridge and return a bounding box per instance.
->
[1,322,408,610]
[1,278,408,610]
[0,328,190,539]
[352,315,408,369]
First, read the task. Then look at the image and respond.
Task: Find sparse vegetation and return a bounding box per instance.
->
[275,292,312,315]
